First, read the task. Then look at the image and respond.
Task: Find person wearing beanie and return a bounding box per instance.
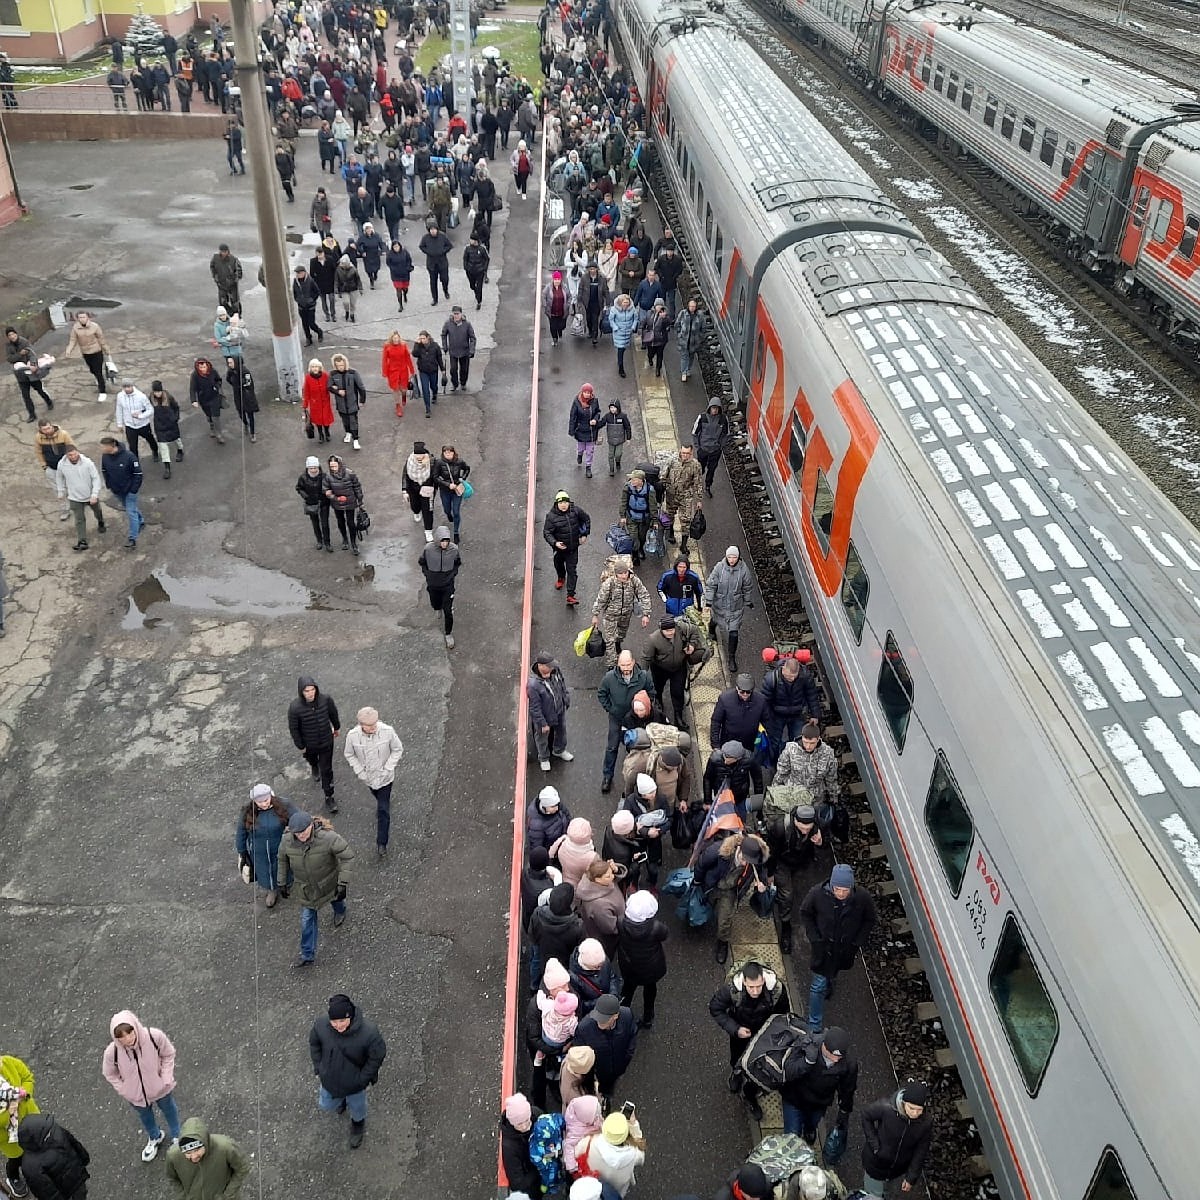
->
[569,382,602,478]
[567,937,621,1019]
[616,888,668,1029]
[276,807,354,968]
[343,706,405,858]
[799,866,878,1032]
[618,464,659,566]
[527,786,573,855]
[563,1095,604,1175]
[550,816,596,888]
[418,525,462,648]
[309,994,387,1149]
[535,984,579,1065]
[702,740,762,820]
[640,607,704,731]
[618,773,667,890]
[690,396,731,497]
[543,268,570,344]
[593,555,654,669]
[521,845,562,935]
[560,1044,601,1110]
[164,1118,250,1199]
[575,857,627,959]
[711,672,769,755]
[779,1026,858,1144]
[696,831,771,965]
[704,544,753,672]
[763,802,831,956]
[572,989,639,1100]
[530,882,585,990]
[569,1176,605,1200]
[859,1081,933,1194]
[439,305,477,392]
[303,357,335,443]
[574,1110,645,1197]
[500,1093,543,1197]
[148,380,183,479]
[712,1162,770,1200]
[601,808,643,892]
[543,490,592,607]
[235,783,297,908]
[404,441,437,535]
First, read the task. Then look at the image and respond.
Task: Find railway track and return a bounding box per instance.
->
[733,0,1200,531]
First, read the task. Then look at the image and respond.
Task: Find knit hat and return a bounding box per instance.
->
[721,740,743,759]
[659,616,676,629]
[529,846,551,870]
[327,994,354,1020]
[636,773,657,797]
[822,1026,851,1055]
[538,785,561,812]
[830,864,855,889]
[740,835,765,864]
[726,546,740,559]
[553,990,579,1016]
[548,882,575,916]
[593,993,620,1018]
[542,958,570,991]
[602,1112,629,1145]
[736,1163,770,1200]
[151,379,163,390]
[178,1134,205,1154]
[902,1081,931,1107]
[658,747,682,767]
[577,938,606,970]
[564,1044,596,1074]
[626,891,659,923]
[305,455,320,468]
[504,1093,532,1126]
[611,810,635,835]
[555,490,571,502]
[413,440,427,454]
[567,817,592,842]
[216,305,228,319]
[250,783,272,801]
[792,803,817,823]
[287,810,314,833]
[552,270,563,280]
[570,1179,603,1200]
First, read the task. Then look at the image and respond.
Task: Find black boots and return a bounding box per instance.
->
[780,921,793,955]
[163,463,172,479]
[714,939,729,964]
[349,1120,365,1149]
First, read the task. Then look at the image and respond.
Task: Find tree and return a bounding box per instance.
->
[125,10,165,61]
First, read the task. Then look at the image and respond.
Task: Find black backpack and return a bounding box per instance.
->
[737,1013,815,1091]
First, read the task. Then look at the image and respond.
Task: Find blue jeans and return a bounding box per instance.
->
[299,900,347,962]
[123,492,144,540]
[781,1099,825,1140]
[680,346,695,377]
[439,490,462,535]
[418,370,438,413]
[318,1084,367,1121]
[769,716,809,761]
[131,1091,181,1141]
[808,972,831,1032]
[602,713,623,781]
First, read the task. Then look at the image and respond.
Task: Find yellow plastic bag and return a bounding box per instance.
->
[573,626,593,657]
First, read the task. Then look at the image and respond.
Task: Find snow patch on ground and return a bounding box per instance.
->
[891,178,942,202]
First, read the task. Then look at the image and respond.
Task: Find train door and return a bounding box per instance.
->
[1080,148,1121,246]
[1118,167,1185,267]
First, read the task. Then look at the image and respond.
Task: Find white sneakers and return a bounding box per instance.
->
[424,529,434,542]
[681,373,689,382]
[141,1131,166,1162]
[412,511,422,523]
[540,760,551,772]
[97,391,107,403]
[552,749,575,761]
[343,433,352,443]
[60,511,70,521]
[444,633,455,648]
[353,439,361,450]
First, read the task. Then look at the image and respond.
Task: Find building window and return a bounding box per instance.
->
[925,753,972,895]
[877,632,914,752]
[989,915,1059,1093]
[1001,105,1016,140]
[1019,116,1036,153]
[1080,150,1098,194]
[841,541,869,643]
[1084,1150,1136,1200]
[811,469,834,550]
[0,0,22,24]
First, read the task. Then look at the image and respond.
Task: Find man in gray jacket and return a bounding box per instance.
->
[278,810,355,968]
[440,307,477,392]
[343,707,404,859]
[705,545,754,674]
[57,446,107,551]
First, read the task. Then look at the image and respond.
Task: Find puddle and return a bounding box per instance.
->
[349,537,417,592]
[68,183,93,191]
[122,563,336,630]
[63,296,121,309]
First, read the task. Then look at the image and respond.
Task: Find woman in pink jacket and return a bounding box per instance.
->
[101,1009,182,1162]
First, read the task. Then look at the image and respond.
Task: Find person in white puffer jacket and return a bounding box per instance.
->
[343,706,403,859]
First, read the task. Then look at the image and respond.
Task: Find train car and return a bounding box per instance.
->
[611,0,1200,1197]
[777,0,1200,343]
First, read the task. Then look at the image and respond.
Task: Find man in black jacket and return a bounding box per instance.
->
[418,225,452,305]
[529,881,584,969]
[292,266,324,346]
[691,398,730,497]
[542,491,590,607]
[99,437,143,550]
[527,651,573,770]
[711,672,769,754]
[779,1025,858,1143]
[419,526,462,649]
[572,993,638,1099]
[702,741,761,813]
[708,960,789,1120]
[860,1081,934,1194]
[761,653,823,757]
[765,803,830,955]
[799,865,878,1032]
[17,1114,89,1200]
[287,674,341,812]
[309,994,387,1150]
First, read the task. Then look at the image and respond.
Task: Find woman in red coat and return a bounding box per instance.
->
[381,331,417,414]
[302,358,335,442]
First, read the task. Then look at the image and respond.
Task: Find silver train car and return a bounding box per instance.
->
[611,0,1200,1196]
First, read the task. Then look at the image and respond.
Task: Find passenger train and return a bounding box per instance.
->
[610,0,1200,1197]
[776,0,1200,349]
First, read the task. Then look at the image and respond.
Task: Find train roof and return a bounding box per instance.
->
[795,232,1200,909]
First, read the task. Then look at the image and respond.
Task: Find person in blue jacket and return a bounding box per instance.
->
[235,784,296,907]
[657,557,703,618]
[99,437,143,549]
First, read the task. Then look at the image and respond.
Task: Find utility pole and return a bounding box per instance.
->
[227,0,302,404]
[449,0,474,117]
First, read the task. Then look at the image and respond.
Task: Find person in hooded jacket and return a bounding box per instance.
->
[323,454,364,555]
[224,356,258,442]
[309,993,387,1149]
[296,454,332,551]
[287,675,341,812]
[708,959,790,1118]
[526,784,572,854]
[16,1114,89,1200]
[500,1094,543,1197]
[551,816,596,887]
[657,556,703,619]
[303,359,335,442]
[164,1116,250,1199]
[607,294,639,379]
[705,546,754,674]
[700,832,771,965]
[522,846,562,931]
[419,526,461,648]
[0,1055,37,1196]
[328,353,367,450]
[859,1081,934,1196]
[761,657,824,758]
[358,223,385,287]
[616,891,668,1029]
[712,1162,771,1200]
[562,1095,603,1176]
[530,881,585,972]
[149,382,183,479]
[543,271,571,346]
[568,938,622,1019]
[691,398,730,497]
[527,651,572,771]
[386,241,414,310]
[462,232,491,309]
[100,1010,181,1162]
[596,399,631,477]
[188,358,224,443]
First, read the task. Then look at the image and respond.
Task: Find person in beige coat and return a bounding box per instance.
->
[343,706,403,858]
[62,311,111,401]
[574,858,626,958]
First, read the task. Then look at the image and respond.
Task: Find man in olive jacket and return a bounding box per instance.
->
[309,993,387,1149]
[277,811,355,968]
[165,1116,250,1199]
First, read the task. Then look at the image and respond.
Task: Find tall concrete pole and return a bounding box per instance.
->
[228,0,302,404]
[449,0,474,116]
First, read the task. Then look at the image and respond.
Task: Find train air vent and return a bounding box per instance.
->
[1106,119,1129,148]
[1143,143,1173,171]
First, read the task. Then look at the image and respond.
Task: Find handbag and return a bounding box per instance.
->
[305,420,316,439]
[491,193,503,212]
[238,853,254,884]
[585,625,606,659]
[303,502,320,516]
[640,327,655,347]
[571,311,585,337]
[689,510,707,541]
[461,479,474,500]
[599,307,612,335]
[573,626,593,657]
[749,878,777,920]
[419,484,435,498]
[356,507,371,534]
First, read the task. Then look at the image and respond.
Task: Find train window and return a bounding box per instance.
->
[754,332,766,383]
[841,542,869,643]
[698,182,706,224]
[1080,150,1098,194]
[961,81,973,113]
[1019,116,1036,153]
[1129,185,1151,228]
[705,204,714,243]
[925,753,972,895]
[681,145,689,176]
[920,57,931,84]
[1083,1149,1137,1200]
[811,470,834,550]
[788,411,806,478]
[1152,200,1172,242]
[714,226,724,271]
[737,286,747,335]
[688,161,696,200]
[1181,215,1200,260]
[1040,128,1058,166]
[1061,139,1076,178]
[677,138,685,169]
[933,63,944,93]
[904,45,914,72]
[946,70,958,102]
[984,94,997,128]
[989,914,1059,1094]
[1001,105,1016,140]
[877,632,914,751]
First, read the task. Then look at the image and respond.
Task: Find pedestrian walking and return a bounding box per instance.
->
[380,185,406,244]
[343,707,404,858]
[382,331,416,414]
[762,657,825,757]
[15,1115,89,1200]
[859,1082,934,1197]
[310,995,387,1149]
[595,399,632,478]
[711,673,769,755]
[5,327,54,422]
[293,266,324,346]
[209,244,243,314]
[310,245,338,323]
[403,440,437,534]
[705,546,754,673]
[616,891,668,1030]
[675,298,708,382]
[419,224,453,305]
[275,143,296,201]
[697,830,771,965]
[703,741,761,819]
[236,783,295,908]
[692,398,730,496]
[500,1094,543,1196]
[114,379,159,461]
[434,444,470,542]
[99,437,143,550]
[419,525,461,649]
[106,67,129,109]
[575,1111,646,1197]
[440,306,477,391]
[188,358,226,444]
[57,447,106,551]
[358,223,385,287]
[773,722,839,809]
[709,960,789,1120]
[569,383,600,478]
[100,1011,181,1162]
[799,865,878,1032]
[511,138,532,197]
[463,231,490,308]
[527,651,573,772]
[662,444,703,552]
[597,649,657,794]
[277,809,354,968]
[287,675,341,812]
[164,1119,250,1199]
[33,420,71,522]
[329,353,367,450]
[386,240,414,311]
[310,187,333,239]
[297,454,332,552]
[0,1054,37,1197]
[542,271,570,346]
[656,556,703,619]
[543,490,590,607]
[412,332,446,417]
[225,357,258,443]
[223,119,245,174]
[778,1027,858,1143]
[334,255,363,322]
[572,994,638,1100]
[640,615,703,731]
[618,468,657,566]
[638,297,671,376]
[148,382,183,479]
[605,294,638,379]
[62,310,111,402]
[303,360,335,443]
[592,558,651,669]
[764,803,830,956]
[323,454,364,555]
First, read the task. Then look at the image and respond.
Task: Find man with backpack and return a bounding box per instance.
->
[618,468,657,566]
[778,1026,859,1145]
[763,801,830,955]
[773,724,839,812]
[709,960,790,1122]
[761,654,824,760]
